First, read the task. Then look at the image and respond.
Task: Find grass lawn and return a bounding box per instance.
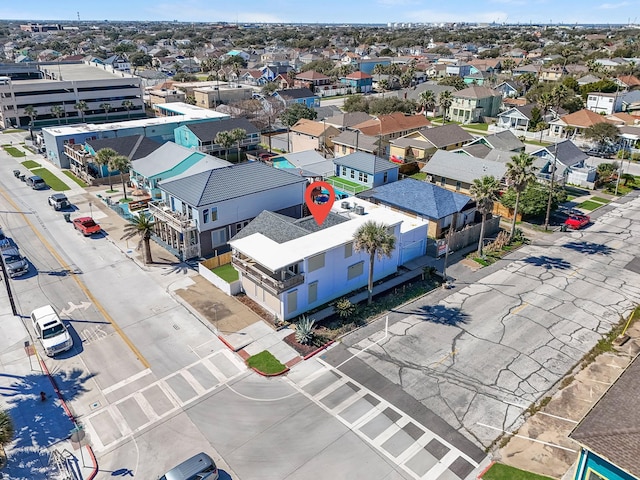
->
[1,129,26,134]
[578,200,603,211]
[482,463,554,480]
[464,123,489,131]
[327,176,369,194]
[2,146,26,157]
[246,350,286,375]
[212,263,239,283]
[31,168,70,191]
[590,196,610,204]
[22,160,41,169]
[63,170,87,187]
[524,139,551,147]
[566,195,577,201]
[410,172,427,181]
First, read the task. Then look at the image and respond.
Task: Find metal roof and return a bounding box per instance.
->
[159,161,307,207]
[421,150,507,184]
[333,152,398,174]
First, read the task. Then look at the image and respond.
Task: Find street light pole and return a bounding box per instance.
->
[544,145,558,231]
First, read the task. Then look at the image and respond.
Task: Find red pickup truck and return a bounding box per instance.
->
[73,217,102,236]
[564,214,590,230]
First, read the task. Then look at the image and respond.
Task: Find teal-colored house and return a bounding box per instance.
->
[340,71,373,93]
[332,152,399,195]
[130,142,230,199]
[569,355,640,480]
[174,118,260,157]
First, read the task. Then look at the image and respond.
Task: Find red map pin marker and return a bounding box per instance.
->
[305,181,336,226]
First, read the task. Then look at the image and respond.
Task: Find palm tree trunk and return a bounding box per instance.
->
[477,213,487,257]
[367,251,375,305]
[143,237,153,264]
[121,173,127,200]
[510,192,520,242]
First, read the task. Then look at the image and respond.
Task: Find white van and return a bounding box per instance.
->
[31,305,73,356]
[159,452,218,480]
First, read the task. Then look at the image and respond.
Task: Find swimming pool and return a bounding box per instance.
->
[272,158,295,169]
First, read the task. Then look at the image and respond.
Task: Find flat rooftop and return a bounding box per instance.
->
[229,197,427,272]
[13,62,132,83]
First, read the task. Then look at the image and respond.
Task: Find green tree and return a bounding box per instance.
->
[500,182,566,217]
[470,175,501,257]
[280,103,317,153]
[185,95,197,105]
[111,155,131,200]
[261,82,278,95]
[0,410,14,447]
[505,152,537,241]
[121,212,156,264]
[231,128,247,161]
[343,95,370,113]
[518,72,538,93]
[438,76,466,90]
[24,105,37,138]
[50,105,65,125]
[95,147,117,190]
[74,100,88,122]
[214,130,235,161]
[418,90,436,118]
[353,220,396,305]
[121,100,134,119]
[438,90,453,124]
[99,102,112,122]
[129,52,152,67]
[583,122,619,148]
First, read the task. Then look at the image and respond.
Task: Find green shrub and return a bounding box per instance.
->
[295,315,316,345]
[334,298,356,318]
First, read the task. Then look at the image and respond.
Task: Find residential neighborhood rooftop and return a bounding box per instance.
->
[333,151,398,174]
[422,150,507,184]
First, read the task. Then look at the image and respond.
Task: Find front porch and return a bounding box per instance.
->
[148,201,200,260]
[232,254,304,296]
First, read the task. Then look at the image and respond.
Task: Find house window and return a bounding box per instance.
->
[455,181,461,191]
[586,471,606,480]
[211,207,218,221]
[344,242,353,258]
[341,166,347,176]
[440,176,445,186]
[358,172,364,182]
[307,253,325,272]
[308,281,318,304]
[211,228,227,247]
[341,145,346,154]
[347,261,364,280]
[383,172,388,183]
[350,169,355,179]
[203,209,209,223]
[236,220,250,234]
[287,290,298,314]
[363,173,368,183]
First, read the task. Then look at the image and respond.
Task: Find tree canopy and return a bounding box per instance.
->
[280,103,317,128]
[500,182,567,217]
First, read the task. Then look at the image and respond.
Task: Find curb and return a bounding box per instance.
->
[303,340,336,360]
[217,334,240,352]
[477,461,494,478]
[249,366,290,377]
[40,357,99,479]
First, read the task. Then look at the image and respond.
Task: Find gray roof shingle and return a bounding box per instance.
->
[333,152,398,174]
[481,130,525,151]
[360,178,473,220]
[132,142,220,178]
[159,161,307,207]
[421,150,507,184]
[569,355,640,478]
[418,124,475,149]
[533,139,588,168]
[86,135,161,160]
[185,118,259,141]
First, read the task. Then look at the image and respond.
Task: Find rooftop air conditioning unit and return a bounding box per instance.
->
[354,206,365,215]
[341,201,350,209]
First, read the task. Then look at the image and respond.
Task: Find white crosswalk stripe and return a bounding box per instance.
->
[81,349,247,453]
[286,360,480,480]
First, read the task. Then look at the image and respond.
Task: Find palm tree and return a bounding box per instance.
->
[353,220,396,305]
[418,90,436,118]
[95,147,117,189]
[230,128,247,161]
[438,90,453,125]
[111,155,131,200]
[215,130,235,161]
[502,58,516,74]
[551,84,569,114]
[100,102,112,122]
[470,175,501,257]
[122,100,134,120]
[0,410,14,447]
[505,152,537,242]
[121,212,155,264]
[74,100,88,122]
[24,105,37,139]
[50,105,65,125]
[377,78,389,97]
[373,63,386,79]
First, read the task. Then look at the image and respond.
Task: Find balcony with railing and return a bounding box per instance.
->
[148,202,197,230]
[148,201,200,260]
[232,255,304,295]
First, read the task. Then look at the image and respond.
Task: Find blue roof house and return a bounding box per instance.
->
[331,152,399,196]
[273,88,320,108]
[360,178,476,239]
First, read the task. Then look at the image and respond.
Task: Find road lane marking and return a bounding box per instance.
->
[102,368,152,395]
[0,187,150,368]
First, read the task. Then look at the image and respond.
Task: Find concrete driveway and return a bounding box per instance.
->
[327,192,640,450]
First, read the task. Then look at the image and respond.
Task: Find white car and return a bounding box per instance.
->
[31,305,73,356]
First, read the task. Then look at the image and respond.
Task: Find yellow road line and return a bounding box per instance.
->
[0,187,150,369]
[432,349,458,367]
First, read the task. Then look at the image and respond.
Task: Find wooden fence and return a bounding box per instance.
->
[200,252,232,269]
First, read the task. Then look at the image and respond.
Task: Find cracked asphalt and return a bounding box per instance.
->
[330,192,640,450]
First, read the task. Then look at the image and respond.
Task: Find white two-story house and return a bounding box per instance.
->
[229,197,428,321]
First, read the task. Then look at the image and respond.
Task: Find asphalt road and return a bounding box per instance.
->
[327,191,640,449]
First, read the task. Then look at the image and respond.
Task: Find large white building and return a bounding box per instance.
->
[229,197,428,321]
[0,61,145,129]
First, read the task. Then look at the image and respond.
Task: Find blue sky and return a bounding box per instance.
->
[1,0,639,25]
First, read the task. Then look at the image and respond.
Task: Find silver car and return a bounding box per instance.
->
[2,247,28,277]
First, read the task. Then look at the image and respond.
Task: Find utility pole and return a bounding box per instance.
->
[544,145,558,231]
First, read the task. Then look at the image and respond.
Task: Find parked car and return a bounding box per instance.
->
[48,193,71,211]
[73,217,101,236]
[26,175,47,190]
[159,452,218,480]
[565,214,590,230]
[1,246,29,277]
[30,305,73,356]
